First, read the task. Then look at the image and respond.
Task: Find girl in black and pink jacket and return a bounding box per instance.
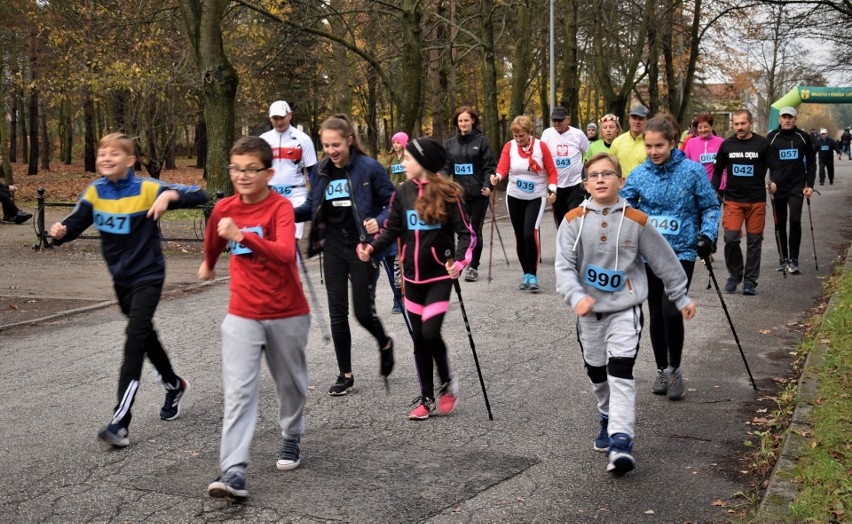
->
[358,137,476,420]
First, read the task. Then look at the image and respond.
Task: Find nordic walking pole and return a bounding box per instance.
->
[449,273,494,420]
[296,249,331,344]
[380,257,414,340]
[704,257,758,390]
[487,193,510,266]
[487,191,496,284]
[768,191,787,279]
[806,194,818,271]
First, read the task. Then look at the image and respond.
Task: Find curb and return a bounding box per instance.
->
[0,277,230,333]
[755,241,852,522]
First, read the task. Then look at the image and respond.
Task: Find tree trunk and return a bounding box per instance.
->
[62,103,73,165]
[560,0,580,119]
[9,40,18,164]
[194,105,207,170]
[397,0,423,135]
[480,0,501,149]
[646,8,660,114]
[429,4,447,142]
[179,0,239,196]
[676,0,702,124]
[83,88,96,173]
[0,54,12,184]
[39,96,49,171]
[510,0,531,118]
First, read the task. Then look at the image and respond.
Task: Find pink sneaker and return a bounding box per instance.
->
[408,396,435,420]
[436,379,459,415]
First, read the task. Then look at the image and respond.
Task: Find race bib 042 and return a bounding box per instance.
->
[731,164,754,177]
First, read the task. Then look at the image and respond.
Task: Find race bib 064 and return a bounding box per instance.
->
[699,153,716,164]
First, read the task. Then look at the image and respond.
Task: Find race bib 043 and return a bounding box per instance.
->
[93,211,131,234]
[555,157,571,168]
[584,263,626,292]
[648,215,681,236]
[406,210,441,230]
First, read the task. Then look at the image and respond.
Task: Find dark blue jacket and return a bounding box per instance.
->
[294,148,395,242]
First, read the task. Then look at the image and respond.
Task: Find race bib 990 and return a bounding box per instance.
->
[406,210,441,230]
[731,164,754,177]
[516,179,535,193]
[454,163,473,176]
[93,211,131,234]
[229,226,264,255]
[584,263,625,292]
[648,215,680,236]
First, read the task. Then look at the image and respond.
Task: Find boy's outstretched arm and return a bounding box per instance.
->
[51,195,94,245]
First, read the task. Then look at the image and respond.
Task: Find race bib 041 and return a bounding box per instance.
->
[584,263,626,292]
[454,163,473,176]
[648,215,681,236]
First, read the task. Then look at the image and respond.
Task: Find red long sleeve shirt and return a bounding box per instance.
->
[204,192,310,320]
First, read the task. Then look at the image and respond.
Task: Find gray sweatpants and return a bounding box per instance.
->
[219,313,310,474]
[577,306,642,438]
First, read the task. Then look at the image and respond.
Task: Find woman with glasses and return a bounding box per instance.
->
[584,114,622,161]
[490,115,557,292]
[621,115,719,401]
[683,113,726,189]
[293,114,397,397]
[440,106,497,283]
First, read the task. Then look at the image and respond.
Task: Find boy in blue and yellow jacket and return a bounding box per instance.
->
[49,133,207,448]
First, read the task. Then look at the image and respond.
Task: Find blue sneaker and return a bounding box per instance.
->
[97,422,129,448]
[208,469,248,498]
[527,274,540,292]
[606,433,635,474]
[518,274,530,290]
[160,376,190,421]
[277,435,301,471]
[594,414,609,452]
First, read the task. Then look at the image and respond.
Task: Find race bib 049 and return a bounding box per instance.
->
[93,211,131,234]
[406,210,441,230]
[648,215,681,236]
[229,226,264,255]
[584,263,625,292]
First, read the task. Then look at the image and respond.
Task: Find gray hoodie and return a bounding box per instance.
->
[555,197,691,313]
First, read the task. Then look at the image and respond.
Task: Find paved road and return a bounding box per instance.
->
[1,167,850,523]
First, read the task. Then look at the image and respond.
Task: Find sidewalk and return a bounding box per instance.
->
[0,166,849,522]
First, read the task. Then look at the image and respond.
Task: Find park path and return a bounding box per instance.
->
[0,164,849,523]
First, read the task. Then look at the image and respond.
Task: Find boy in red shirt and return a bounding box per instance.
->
[199,136,311,499]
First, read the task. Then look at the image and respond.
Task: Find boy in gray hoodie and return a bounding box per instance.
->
[555,152,696,475]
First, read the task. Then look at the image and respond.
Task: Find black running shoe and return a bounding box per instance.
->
[98,422,129,447]
[160,376,190,420]
[328,374,354,396]
[380,337,395,377]
[789,259,800,274]
[208,470,248,498]
[277,435,301,471]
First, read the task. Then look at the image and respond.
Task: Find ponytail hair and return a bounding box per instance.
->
[321,113,365,155]
[416,173,463,225]
[644,114,680,144]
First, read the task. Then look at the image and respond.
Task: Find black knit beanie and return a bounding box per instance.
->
[405,136,447,174]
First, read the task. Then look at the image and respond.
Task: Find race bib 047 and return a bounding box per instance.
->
[93,211,131,234]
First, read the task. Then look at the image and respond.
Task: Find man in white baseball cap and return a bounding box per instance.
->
[814,128,838,185]
[260,100,317,239]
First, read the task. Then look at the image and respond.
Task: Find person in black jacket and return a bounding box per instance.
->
[814,129,839,185]
[766,107,815,274]
[440,106,496,282]
[840,128,851,160]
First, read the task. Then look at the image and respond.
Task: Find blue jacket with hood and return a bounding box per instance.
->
[620,149,720,262]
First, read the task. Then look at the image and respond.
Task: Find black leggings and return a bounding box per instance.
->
[405,280,453,399]
[324,234,389,374]
[773,188,804,261]
[551,183,585,228]
[645,261,694,370]
[463,195,489,270]
[113,279,178,427]
[507,195,546,275]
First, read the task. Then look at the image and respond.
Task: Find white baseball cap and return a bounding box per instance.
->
[820,128,827,134]
[779,106,797,117]
[269,100,292,118]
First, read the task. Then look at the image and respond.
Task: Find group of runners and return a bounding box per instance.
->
[45,97,828,496]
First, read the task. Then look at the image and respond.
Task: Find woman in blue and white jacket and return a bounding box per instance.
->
[621,115,720,401]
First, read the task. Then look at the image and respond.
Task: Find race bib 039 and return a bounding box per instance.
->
[648,215,681,236]
[93,211,131,234]
[406,210,441,230]
[516,179,535,193]
[229,226,264,255]
[584,263,625,292]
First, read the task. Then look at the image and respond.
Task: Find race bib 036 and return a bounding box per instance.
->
[270,185,293,197]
